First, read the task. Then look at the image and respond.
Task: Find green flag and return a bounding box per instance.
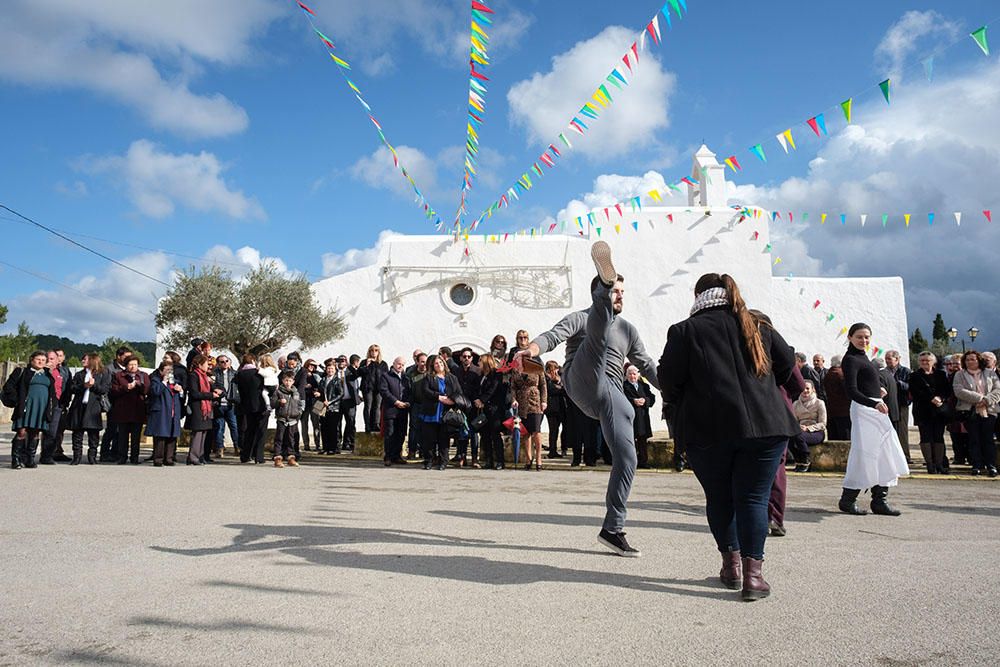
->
[841,98,852,123]
[971,26,989,56]
[878,78,891,105]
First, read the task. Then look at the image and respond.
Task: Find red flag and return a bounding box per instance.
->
[986,209,993,222]
[604,208,610,221]
[464,247,470,256]
[645,21,660,45]
[622,53,632,72]
[752,231,759,240]
[548,223,557,232]
[297,1,316,15]
[615,203,623,217]
[813,300,821,309]
[727,155,742,171]
[807,116,821,136]
[470,64,489,81]
[667,214,674,222]
[471,1,494,13]
[631,42,639,64]
[788,212,793,222]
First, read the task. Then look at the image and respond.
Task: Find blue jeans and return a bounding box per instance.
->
[686,436,787,560]
[214,405,239,451]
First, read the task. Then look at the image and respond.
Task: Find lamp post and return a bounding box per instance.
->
[947,327,960,352]
[946,326,979,353]
[969,327,980,347]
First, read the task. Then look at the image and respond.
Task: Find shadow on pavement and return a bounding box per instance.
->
[429,509,709,534]
[907,503,1000,517]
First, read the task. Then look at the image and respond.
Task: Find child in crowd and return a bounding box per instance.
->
[271,370,305,468]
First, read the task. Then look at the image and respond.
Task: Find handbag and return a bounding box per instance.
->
[99,394,112,413]
[469,413,488,432]
[311,401,328,418]
[442,408,466,430]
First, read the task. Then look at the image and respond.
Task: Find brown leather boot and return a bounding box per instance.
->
[273,456,284,468]
[719,550,741,590]
[287,455,299,467]
[741,557,770,601]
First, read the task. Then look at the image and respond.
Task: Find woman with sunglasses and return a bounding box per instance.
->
[360,344,388,433]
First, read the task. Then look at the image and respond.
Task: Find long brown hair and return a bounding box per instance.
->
[694,273,770,377]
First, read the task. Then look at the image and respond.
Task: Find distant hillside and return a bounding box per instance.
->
[34,335,156,364]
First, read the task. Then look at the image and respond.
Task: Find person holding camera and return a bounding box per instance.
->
[146,359,185,466]
[110,355,150,465]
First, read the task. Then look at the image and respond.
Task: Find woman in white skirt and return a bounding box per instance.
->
[838,323,910,516]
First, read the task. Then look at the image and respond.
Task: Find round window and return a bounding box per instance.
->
[450,283,475,307]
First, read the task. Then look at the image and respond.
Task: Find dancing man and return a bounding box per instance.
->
[514,241,660,557]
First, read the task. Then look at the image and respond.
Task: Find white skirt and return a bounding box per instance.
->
[844,401,910,489]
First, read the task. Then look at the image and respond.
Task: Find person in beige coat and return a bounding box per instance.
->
[952,350,1000,476]
[511,369,547,470]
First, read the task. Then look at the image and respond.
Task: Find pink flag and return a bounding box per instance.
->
[986,209,993,222]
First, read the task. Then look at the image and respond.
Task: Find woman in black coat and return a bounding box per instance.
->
[623,365,656,469]
[359,344,388,433]
[185,354,221,465]
[477,354,509,470]
[657,273,798,602]
[67,353,112,465]
[414,354,463,470]
[909,351,952,474]
[8,350,57,469]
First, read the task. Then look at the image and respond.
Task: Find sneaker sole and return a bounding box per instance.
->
[590,241,617,286]
[597,535,641,558]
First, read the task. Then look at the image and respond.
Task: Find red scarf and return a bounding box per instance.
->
[195,368,213,418]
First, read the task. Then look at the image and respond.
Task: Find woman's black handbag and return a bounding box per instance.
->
[934,402,956,422]
[453,395,471,412]
[442,408,466,429]
[468,413,488,432]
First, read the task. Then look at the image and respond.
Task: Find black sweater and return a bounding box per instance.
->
[841,346,881,408]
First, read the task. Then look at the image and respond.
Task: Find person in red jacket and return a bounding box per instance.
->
[110,355,150,464]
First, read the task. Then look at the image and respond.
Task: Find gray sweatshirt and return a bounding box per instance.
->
[532,308,660,389]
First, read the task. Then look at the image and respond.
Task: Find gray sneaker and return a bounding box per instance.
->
[591,241,617,287]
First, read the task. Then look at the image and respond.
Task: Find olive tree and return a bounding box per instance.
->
[155,262,346,356]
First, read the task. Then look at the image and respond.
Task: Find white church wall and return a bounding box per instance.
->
[768,276,908,363]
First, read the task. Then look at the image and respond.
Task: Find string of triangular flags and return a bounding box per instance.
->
[466,0,692,233]
[295,1,442,226]
[744,24,991,166]
[452,1,495,229]
[741,209,993,227]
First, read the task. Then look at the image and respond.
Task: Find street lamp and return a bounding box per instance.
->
[946,327,963,353]
[969,327,980,344]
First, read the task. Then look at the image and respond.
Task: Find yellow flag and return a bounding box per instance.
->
[821,213,828,224]
[614,224,621,234]
[904,213,911,227]
[783,129,796,150]
[648,190,662,203]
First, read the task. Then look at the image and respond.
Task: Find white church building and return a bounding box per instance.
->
[304,146,908,371]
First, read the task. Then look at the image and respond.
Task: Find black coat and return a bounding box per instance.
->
[478,372,509,427]
[878,368,900,422]
[10,366,57,426]
[379,371,411,419]
[184,371,217,431]
[319,373,344,412]
[623,380,656,438]
[545,376,567,418]
[910,368,952,423]
[359,359,388,394]
[454,365,482,404]
[66,368,111,431]
[234,368,267,415]
[413,373,463,420]
[657,306,799,448]
[341,366,361,406]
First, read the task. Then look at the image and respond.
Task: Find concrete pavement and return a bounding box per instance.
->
[1,449,999,665]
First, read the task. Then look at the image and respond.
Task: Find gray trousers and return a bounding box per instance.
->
[562,281,637,533]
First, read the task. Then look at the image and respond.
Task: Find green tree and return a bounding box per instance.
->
[908,327,930,367]
[932,313,949,345]
[0,321,38,362]
[0,302,7,326]
[96,337,145,367]
[155,262,346,356]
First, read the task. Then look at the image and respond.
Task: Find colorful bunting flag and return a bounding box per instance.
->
[954,212,962,226]
[841,98,853,123]
[750,144,767,162]
[904,213,911,227]
[984,210,992,223]
[821,213,828,225]
[813,300,821,309]
[928,212,935,225]
[724,155,742,171]
[922,57,934,81]
[971,26,990,56]
[807,114,827,137]
[881,214,888,228]
[840,213,846,225]
[860,214,867,227]
[878,78,891,105]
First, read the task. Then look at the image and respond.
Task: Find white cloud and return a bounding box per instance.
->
[728,59,1000,347]
[312,0,533,68]
[2,243,306,342]
[350,145,440,202]
[360,53,396,77]
[54,180,88,197]
[506,26,676,158]
[83,140,266,221]
[321,230,400,277]
[874,10,959,81]
[0,0,282,137]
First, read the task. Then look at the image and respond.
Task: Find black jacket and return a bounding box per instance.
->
[878,368,900,422]
[319,373,344,413]
[184,371,217,432]
[910,368,952,422]
[10,367,57,426]
[545,376,567,418]
[67,368,111,431]
[656,306,799,448]
[454,365,482,406]
[379,370,411,419]
[413,373,463,420]
[623,379,656,438]
[234,368,267,415]
[213,367,240,407]
[359,359,388,394]
[842,346,881,408]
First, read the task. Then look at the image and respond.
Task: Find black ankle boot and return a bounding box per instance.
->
[870,485,901,516]
[71,451,82,465]
[87,449,97,465]
[838,488,867,515]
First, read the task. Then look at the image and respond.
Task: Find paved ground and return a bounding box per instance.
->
[2,443,999,666]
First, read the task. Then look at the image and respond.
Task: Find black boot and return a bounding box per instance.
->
[87,447,97,465]
[838,488,867,515]
[919,442,934,474]
[931,443,946,474]
[870,485,901,516]
[10,439,23,469]
[23,436,38,468]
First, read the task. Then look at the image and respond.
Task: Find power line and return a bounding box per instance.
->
[0,202,171,287]
[0,258,154,319]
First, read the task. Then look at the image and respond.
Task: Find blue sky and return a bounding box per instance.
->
[1,0,999,348]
